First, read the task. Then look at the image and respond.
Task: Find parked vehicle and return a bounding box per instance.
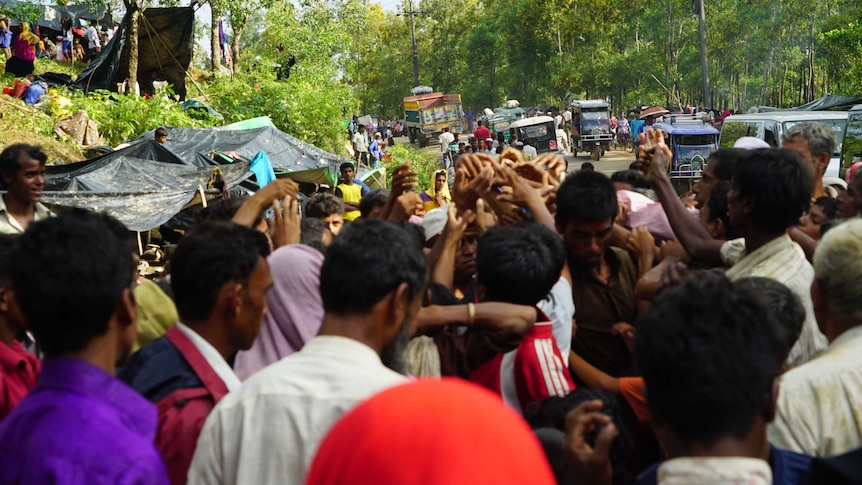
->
[840,105,862,179]
[509,116,560,154]
[572,100,613,161]
[653,114,719,190]
[403,88,465,148]
[719,111,848,177]
[485,107,526,142]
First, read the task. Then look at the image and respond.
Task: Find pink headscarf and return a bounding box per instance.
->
[234,244,324,380]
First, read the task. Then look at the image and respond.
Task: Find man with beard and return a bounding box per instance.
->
[188,219,428,485]
[0,211,169,484]
[0,144,52,234]
[556,170,638,380]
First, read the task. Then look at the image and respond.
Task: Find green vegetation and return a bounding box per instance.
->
[386,143,440,190]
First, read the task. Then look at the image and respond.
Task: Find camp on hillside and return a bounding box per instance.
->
[41,117,359,232]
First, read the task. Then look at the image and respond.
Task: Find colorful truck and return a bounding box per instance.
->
[403,90,465,147]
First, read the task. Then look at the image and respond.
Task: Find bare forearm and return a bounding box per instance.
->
[788,227,817,263]
[650,173,723,264]
[415,303,536,335]
[568,351,621,393]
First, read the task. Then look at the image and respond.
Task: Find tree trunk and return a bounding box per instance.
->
[231,14,248,71]
[210,1,223,72]
[806,21,815,102]
[759,0,780,105]
[126,4,140,94]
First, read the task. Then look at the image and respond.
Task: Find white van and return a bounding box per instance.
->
[719,111,848,177]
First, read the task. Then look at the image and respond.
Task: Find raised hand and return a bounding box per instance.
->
[564,400,617,485]
[267,196,301,248]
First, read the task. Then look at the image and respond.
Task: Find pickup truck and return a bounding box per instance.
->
[403,92,465,147]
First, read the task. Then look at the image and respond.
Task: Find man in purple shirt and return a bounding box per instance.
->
[0,210,169,484]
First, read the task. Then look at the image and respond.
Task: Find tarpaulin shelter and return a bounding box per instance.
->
[42,140,252,231]
[41,117,352,231]
[73,7,194,99]
[749,94,862,113]
[134,117,351,185]
[0,0,112,34]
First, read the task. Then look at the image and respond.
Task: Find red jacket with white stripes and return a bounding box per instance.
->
[470,316,574,415]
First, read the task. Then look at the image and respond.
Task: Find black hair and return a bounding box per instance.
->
[705,180,731,228]
[0,144,47,184]
[635,274,785,448]
[476,222,565,306]
[820,219,842,237]
[359,188,390,218]
[170,221,270,321]
[611,169,649,189]
[628,161,641,171]
[709,148,750,182]
[9,210,134,356]
[196,196,264,228]
[733,149,812,234]
[813,196,838,220]
[300,217,329,253]
[305,193,344,218]
[580,162,595,171]
[154,127,168,138]
[556,170,618,225]
[319,219,429,314]
[339,162,355,173]
[298,182,317,195]
[733,277,804,358]
[525,389,638,485]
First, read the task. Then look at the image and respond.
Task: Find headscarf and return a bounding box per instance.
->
[18,23,39,45]
[421,169,452,211]
[306,379,556,485]
[233,244,324,380]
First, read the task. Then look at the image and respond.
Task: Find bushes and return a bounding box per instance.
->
[385,143,441,190]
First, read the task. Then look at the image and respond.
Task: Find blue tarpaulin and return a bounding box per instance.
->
[249,151,275,188]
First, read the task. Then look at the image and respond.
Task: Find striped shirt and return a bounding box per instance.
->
[724,235,828,368]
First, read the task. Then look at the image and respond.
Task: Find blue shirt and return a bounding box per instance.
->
[0,357,170,485]
[635,445,812,485]
[630,119,645,138]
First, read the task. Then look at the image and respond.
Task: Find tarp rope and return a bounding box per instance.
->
[140,12,209,100]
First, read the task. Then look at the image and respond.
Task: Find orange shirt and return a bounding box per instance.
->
[619,376,650,423]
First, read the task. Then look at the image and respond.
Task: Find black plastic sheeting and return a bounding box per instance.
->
[73,7,194,99]
[42,141,252,231]
[749,95,862,113]
[134,125,346,184]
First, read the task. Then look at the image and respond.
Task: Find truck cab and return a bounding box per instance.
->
[403,89,465,147]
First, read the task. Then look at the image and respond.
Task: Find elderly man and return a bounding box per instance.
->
[781,121,837,199]
[769,219,862,457]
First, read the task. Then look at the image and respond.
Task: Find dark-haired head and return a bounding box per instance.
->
[699,181,732,240]
[171,221,271,351]
[635,274,785,453]
[319,220,429,372]
[693,149,750,209]
[611,170,649,191]
[556,171,617,266]
[730,149,812,237]
[0,144,47,197]
[305,193,344,235]
[10,210,136,358]
[359,188,390,219]
[300,217,332,253]
[734,277,804,360]
[476,223,565,306]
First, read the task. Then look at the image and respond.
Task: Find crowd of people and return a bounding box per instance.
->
[1,18,113,77]
[0,115,860,485]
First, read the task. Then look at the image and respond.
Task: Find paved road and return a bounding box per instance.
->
[396,136,636,177]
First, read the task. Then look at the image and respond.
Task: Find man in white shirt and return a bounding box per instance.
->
[439,127,455,167]
[351,124,369,168]
[84,21,101,61]
[188,219,429,485]
[120,221,273,484]
[769,219,862,457]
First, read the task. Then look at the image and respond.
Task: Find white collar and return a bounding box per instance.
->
[176,322,242,392]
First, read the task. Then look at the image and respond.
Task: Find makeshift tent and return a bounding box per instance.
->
[749,94,862,113]
[134,117,351,185]
[73,7,194,99]
[42,140,252,231]
[0,0,112,34]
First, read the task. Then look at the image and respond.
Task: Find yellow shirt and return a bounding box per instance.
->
[0,197,53,235]
[337,183,362,221]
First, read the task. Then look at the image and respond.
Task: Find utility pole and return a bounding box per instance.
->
[697,0,711,107]
[398,0,426,87]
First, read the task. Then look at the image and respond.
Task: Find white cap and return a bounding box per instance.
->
[733,137,771,150]
[422,205,449,241]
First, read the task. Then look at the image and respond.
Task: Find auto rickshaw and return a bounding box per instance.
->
[652,114,719,191]
[508,116,560,154]
[571,100,613,161]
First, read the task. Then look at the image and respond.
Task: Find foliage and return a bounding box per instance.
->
[49,88,218,146]
[385,143,440,189]
[0,2,42,25]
